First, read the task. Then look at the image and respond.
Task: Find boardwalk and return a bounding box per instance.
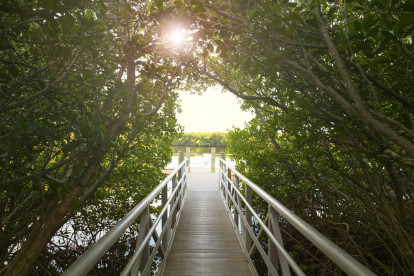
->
[163,171,253,275]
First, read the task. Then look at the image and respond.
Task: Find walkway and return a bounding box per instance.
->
[163,171,252,275]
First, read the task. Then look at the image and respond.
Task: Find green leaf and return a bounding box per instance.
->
[18,119,28,131]
[84,9,93,20]
[61,14,76,35]
[8,65,19,78]
[82,70,93,80]
[65,109,76,121]
[155,0,163,9]
[310,0,319,9]
[62,140,80,153]
[40,0,55,11]
[0,38,11,50]
[71,201,81,211]
[147,1,153,13]
[396,12,414,34]
[113,86,130,99]
[361,14,376,32]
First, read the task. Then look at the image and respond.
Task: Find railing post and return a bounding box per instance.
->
[178,152,184,179]
[211,147,216,173]
[180,161,186,206]
[219,152,225,191]
[173,152,184,229]
[268,205,279,276]
[162,185,169,253]
[186,147,190,172]
[245,185,253,252]
[131,206,150,276]
[221,158,227,199]
[269,206,291,276]
[184,159,188,192]
[234,175,240,229]
[171,174,177,229]
[227,167,232,208]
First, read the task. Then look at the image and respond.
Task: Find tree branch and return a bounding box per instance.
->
[196,64,289,112]
[1,46,85,113]
[144,45,195,117]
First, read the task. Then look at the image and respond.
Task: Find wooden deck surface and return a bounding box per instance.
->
[163,171,252,275]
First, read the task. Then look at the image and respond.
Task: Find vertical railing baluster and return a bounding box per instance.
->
[245,185,253,252]
[234,175,240,229]
[173,152,184,229]
[219,153,225,191]
[211,147,216,173]
[171,174,177,229]
[141,207,150,276]
[227,167,232,208]
[186,147,190,172]
[178,152,184,180]
[161,185,169,254]
[222,161,227,199]
[268,205,279,276]
[219,160,222,191]
[269,206,291,276]
[131,206,150,276]
[241,180,246,243]
[180,162,185,205]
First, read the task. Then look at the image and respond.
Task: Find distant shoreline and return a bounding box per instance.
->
[172,145,226,147]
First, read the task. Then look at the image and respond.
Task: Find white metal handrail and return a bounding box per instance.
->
[219,159,375,276]
[62,158,188,276]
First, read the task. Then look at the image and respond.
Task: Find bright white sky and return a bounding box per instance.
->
[176,86,254,133]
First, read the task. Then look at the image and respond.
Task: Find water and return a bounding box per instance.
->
[172,146,227,155]
[166,146,235,170]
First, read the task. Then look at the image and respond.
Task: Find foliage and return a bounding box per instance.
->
[1,0,414,275]
[0,0,195,274]
[185,0,414,275]
[172,132,227,146]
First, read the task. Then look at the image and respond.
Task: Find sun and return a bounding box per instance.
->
[168,29,186,46]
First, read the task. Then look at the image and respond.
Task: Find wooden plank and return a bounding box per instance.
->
[163,173,252,275]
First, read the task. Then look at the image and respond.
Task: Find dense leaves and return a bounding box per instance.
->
[1,0,414,275]
[184,0,414,275]
[0,0,194,275]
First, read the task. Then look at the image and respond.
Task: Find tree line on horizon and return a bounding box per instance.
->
[172,132,227,147]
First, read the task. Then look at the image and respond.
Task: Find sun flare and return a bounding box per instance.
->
[168,29,186,46]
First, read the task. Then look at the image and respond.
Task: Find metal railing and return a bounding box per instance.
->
[62,158,188,276]
[219,159,375,276]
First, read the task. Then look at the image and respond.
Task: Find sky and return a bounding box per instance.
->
[176,86,254,133]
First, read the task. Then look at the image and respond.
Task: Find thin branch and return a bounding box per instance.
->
[2,192,36,225]
[197,64,289,112]
[78,152,118,205]
[1,46,85,113]
[143,45,195,117]
[43,174,65,185]
[383,149,414,167]
[254,108,283,153]
[345,59,414,110]
[0,157,74,188]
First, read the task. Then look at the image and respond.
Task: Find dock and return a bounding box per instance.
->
[163,171,253,275]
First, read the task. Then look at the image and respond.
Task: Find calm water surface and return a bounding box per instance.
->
[167,146,233,170]
[172,146,227,155]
